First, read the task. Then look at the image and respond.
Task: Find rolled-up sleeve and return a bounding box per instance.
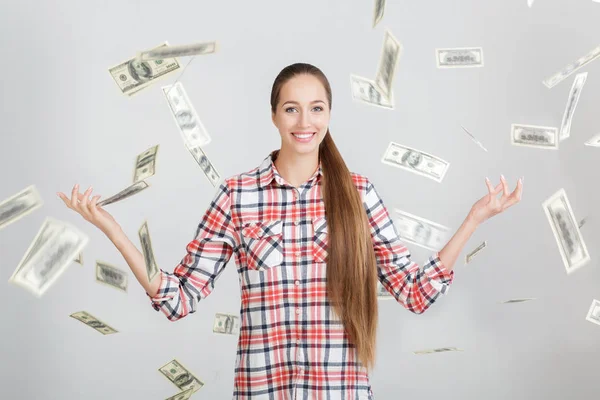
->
[363,178,454,314]
[146,181,238,321]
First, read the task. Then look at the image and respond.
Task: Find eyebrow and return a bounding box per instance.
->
[281,100,326,107]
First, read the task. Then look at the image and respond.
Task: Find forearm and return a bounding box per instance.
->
[105,228,162,297]
[438,212,480,272]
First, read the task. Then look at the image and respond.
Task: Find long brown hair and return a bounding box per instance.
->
[270,63,379,372]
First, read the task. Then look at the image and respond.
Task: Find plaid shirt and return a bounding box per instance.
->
[147,150,454,399]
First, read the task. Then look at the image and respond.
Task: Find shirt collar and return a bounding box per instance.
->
[258,149,323,188]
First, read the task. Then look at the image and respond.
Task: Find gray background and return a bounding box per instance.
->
[1,0,599,399]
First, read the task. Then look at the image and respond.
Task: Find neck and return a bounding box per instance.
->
[273,148,319,188]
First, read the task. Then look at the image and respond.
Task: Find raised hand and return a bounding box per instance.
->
[469,175,523,225]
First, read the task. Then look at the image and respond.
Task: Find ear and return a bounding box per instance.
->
[271,111,276,126]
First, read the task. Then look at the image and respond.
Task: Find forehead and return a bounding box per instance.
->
[279,74,327,102]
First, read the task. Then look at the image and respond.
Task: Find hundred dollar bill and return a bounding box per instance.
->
[138,41,218,61]
[465,241,486,264]
[213,313,241,335]
[97,180,149,207]
[542,188,590,274]
[133,145,159,183]
[511,124,559,149]
[373,0,386,27]
[0,185,43,231]
[70,311,118,335]
[374,29,402,100]
[350,74,394,109]
[376,281,393,299]
[585,299,600,327]
[500,298,536,304]
[74,252,83,265]
[9,217,89,297]
[460,125,488,152]
[584,132,600,147]
[413,347,463,355]
[109,42,180,96]
[559,72,588,140]
[381,142,450,183]
[159,359,204,394]
[139,220,160,283]
[393,208,450,251]
[165,388,194,400]
[187,145,221,187]
[162,82,212,147]
[95,261,128,292]
[543,45,600,89]
[436,47,483,68]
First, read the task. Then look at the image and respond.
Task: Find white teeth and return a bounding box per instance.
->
[293,133,314,138]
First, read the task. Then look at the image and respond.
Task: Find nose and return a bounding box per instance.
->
[299,112,310,128]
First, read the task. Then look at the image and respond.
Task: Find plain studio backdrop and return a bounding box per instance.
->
[0,0,599,399]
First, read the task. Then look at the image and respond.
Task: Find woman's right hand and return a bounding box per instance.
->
[57,184,121,236]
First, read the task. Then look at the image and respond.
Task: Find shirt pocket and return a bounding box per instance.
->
[312,216,328,263]
[240,220,284,271]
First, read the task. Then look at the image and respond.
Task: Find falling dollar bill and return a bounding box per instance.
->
[137,41,218,61]
[413,347,463,355]
[381,142,450,182]
[187,145,221,187]
[393,208,450,251]
[542,188,590,274]
[159,359,204,394]
[511,124,559,149]
[373,0,386,27]
[542,45,600,89]
[165,388,194,400]
[585,299,600,327]
[376,281,393,299]
[9,217,89,297]
[465,241,487,264]
[213,313,241,335]
[95,261,128,292]
[74,252,83,266]
[139,220,160,283]
[109,42,180,96]
[97,180,149,207]
[133,145,159,183]
[436,47,483,68]
[162,82,212,147]
[460,125,488,152]
[584,133,600,147]
[70,311,118,335]
[559,72,587,140]
[0,185,43,231]
[349,74,394,109]
[374,29,402,100]
[500,298,536,304]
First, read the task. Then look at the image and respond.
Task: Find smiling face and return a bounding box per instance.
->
[271,74,330,156]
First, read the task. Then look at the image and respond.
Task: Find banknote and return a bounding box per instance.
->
[165,388,194,400]
[186,144,221,187]
[70,311,118,335]
[138,41,218,61]
[95,261,128,292]
[393,208,450,251]
[74,252,83,266]
[559,72,587,140]
[585,299,600,327]
[436,47,483,68]
[97,180,149,207]
[413,347,463,355]
[0,185,43,231]
[376,281,393,299]
[9,218,89,297]
[162,82,212,147]
[350,74,394,109]
[511,124,559,149]
[543,45,600,89]
[381,142,450,183]
[373,0,386,27]
[133,145,159,183]
[542,188,590,274]
[500,298,536,304]
[109,42,180,96]
[213,313,241,335]
[374,29,402,100]
[159,359,204,394]
[465,241,486,264]
[139,220,159,283]
[583,132,600,147]
[460,125,488,152]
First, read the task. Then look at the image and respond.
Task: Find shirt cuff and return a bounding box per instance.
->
[425,252,455,294]
[145,270,176,311]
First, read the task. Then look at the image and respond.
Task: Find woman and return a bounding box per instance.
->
[57,63,522,399]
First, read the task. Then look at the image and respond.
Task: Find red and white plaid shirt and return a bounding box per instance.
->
[148,149,454,399]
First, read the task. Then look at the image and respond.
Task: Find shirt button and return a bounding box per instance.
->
[296,308,301,315]
[295,280,300,285]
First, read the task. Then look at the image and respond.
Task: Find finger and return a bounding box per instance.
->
[79,187,93,218]
[89,195,101,217]
[57,192,72,208]
[485,177,495,193]
[503,178,523,208]
[500,175,509,197]
[70,184,80,210]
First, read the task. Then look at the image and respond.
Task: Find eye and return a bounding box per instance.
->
[313,106,323,112]
[285,107,297,113]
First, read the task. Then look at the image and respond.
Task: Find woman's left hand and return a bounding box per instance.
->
[469,175,523,225]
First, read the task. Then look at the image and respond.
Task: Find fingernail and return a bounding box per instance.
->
[485,176,490,182]
[75,184,79,189]
[87,186,93,191]
[501,174,505,180]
